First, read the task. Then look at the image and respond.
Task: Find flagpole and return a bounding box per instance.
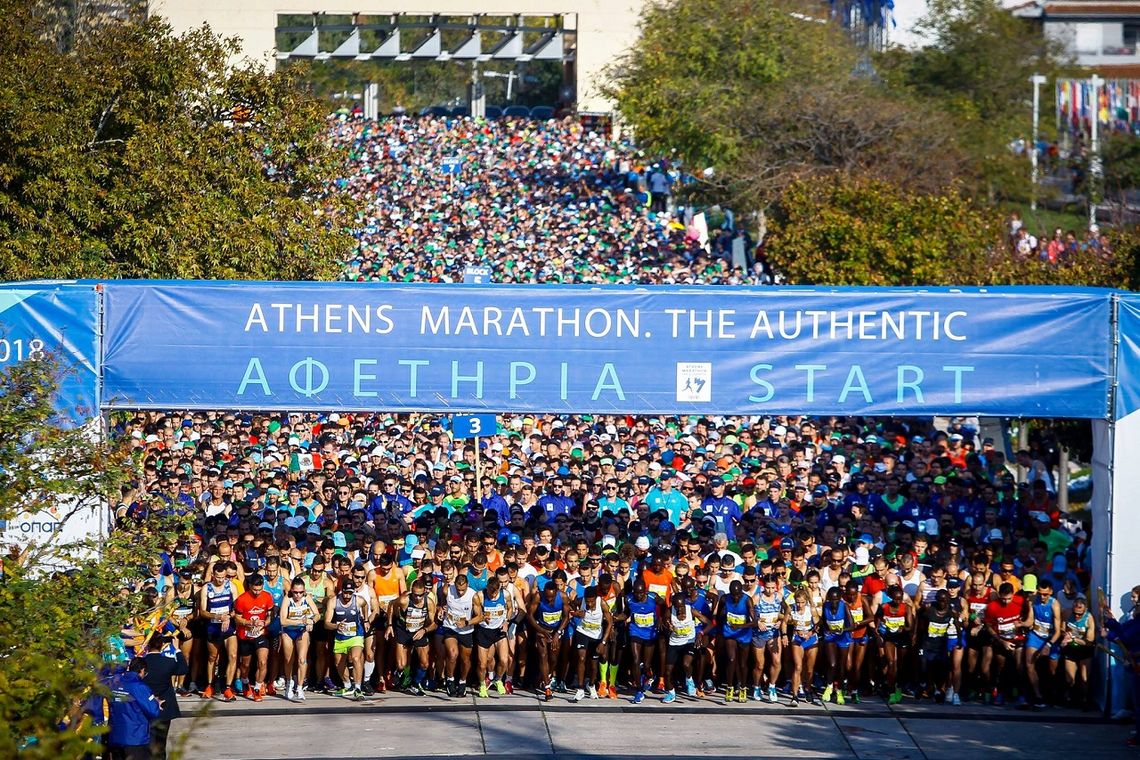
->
[474,434,483,503]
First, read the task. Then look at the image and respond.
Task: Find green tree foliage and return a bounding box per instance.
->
[606,0,970,211]
[0,0,358,281]
[605,0,857,173]
[0,355,186,758]
[879,0,1077,201]
[764,175,1128,286]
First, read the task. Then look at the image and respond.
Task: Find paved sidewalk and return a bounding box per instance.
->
[169,690,1131,759]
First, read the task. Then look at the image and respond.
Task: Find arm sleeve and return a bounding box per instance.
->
[131,681,162,720]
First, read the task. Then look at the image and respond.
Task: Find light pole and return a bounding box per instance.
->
[1030,74,1047,211]
[1089,74,1104,230]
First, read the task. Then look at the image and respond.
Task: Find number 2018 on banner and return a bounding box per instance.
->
[0,338,46,364]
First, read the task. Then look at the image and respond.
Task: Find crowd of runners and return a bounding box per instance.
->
[328,114,770,285]
[109,411,1102,712]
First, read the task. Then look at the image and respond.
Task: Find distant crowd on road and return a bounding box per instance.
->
[328,114,771,286]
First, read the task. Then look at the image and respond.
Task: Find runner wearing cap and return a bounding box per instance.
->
[1023,577,1062,709]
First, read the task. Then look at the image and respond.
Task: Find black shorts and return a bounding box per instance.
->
[665,642,696,666]
[967,628,990,651]
[372,609,389,635]
[476,626,507,649]
[1063,643,1094,662]
[882,632,909,648]
[572,631,603,658]
[311,623,330,643]
[441,628,474,648]
[395,627,431,648]
[238,636,269,656]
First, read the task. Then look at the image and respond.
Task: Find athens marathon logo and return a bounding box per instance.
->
[676,362,712,402]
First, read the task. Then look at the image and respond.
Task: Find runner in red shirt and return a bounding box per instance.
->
[234,574,276,701]
[982,582,1026,705]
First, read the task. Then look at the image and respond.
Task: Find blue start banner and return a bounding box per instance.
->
[100,282,1113,418]
[0,282,99,422]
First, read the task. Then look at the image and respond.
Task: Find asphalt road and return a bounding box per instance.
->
[168,689,1133,759]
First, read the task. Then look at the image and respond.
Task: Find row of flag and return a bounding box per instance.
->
[1057,78,1140,134]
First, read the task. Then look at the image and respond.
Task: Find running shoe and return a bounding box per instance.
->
[446,680,457,698]
[544,686,553,702]
[752,687,762,701]
[353,688,363,701]
[375,680,386,694]
[663,690,677,704]
[265,683,277,697]
[495,679,506,695]
[243,684,254,700]
[685,678,697,697]
[222,687,236,703]
[505,680,514,695]
[335,686,353,698]
[323,677,337,693]
[888,688,902,705]
[737,689,747,704]
[458,682,467,698]
[479,682,489,698]
[768,685,778,704]
[790,695,799,707]
[704,678,715,693]
[951,692,961,706]
[572,688,585,703]
[252,688,263,703]
[725,686,735,703]
[850,690,860,704]
[656,677,666,693]
[202,685,215,700]
[633,691,644,704]
[822,684,834,703]
[295,687,306,702]
[588,684,598,699]
[608,684,618,699]
[285,685,295,702]
[409,683,425,696]
[836,690,845,706]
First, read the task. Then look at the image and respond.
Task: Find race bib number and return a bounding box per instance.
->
[633,612,655,628]
[581,619,602,634]
[542,611,562,626]
[648,584,668,598]
[827,619,844,632]
[885,615,904,632]
[726,612,746,627]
